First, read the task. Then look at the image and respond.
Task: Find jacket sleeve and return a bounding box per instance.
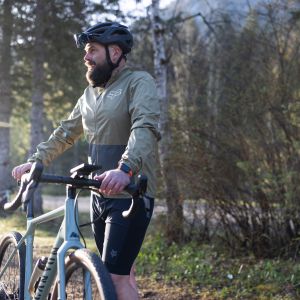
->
[27,99,84,166]
[119,74,161,174]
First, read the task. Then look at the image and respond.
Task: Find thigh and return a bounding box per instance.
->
[102,196,154,275]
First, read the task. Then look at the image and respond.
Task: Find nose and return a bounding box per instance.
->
[84,52,91,61]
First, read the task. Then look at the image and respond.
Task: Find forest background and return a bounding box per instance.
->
[2,0,300,298]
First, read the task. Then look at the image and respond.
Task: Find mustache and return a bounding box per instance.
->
[85,60,96,68]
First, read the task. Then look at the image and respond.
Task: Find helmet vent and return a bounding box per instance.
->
[113,30,127,36]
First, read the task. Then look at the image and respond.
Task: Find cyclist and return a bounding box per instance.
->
[12,22,160,300]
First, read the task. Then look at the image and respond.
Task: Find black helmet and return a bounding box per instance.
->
[74,22,133,54]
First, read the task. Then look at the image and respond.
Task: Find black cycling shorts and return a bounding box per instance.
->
[90,194,154,275]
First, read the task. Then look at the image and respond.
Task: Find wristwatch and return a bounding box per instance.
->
[118,163,133,177]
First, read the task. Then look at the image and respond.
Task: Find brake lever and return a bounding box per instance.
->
[122,175,148,218]
[22,179,39,205]
[21,161,43,206]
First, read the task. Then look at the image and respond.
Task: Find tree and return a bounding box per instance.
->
[0,0,13,192]
[8,0,126,197]
[27,0,47,214]
[150,0,184,243]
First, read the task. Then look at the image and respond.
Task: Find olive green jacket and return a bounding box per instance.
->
[28,67,160,198]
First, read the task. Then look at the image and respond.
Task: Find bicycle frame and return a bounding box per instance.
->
[0,185,89,300]
[0,162,146,300]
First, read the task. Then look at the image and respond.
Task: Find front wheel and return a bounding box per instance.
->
[0,231,26,300]
[51,248,117,300]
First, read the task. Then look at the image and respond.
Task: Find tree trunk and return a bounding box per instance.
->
[150,0,184,243]
[206,40,220,153]
[0,0,13,192]
[29,0,47,215]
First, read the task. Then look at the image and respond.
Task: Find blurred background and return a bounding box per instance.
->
[2,0,300,298]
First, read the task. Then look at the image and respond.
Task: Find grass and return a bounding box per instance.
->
[137,216,300,299]
[1,211,300,299]
[0,210,97,252]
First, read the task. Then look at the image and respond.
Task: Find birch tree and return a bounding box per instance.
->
[0,0,13,192]
[150,0,184,242]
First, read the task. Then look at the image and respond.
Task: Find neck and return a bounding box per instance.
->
[112,59,126,76]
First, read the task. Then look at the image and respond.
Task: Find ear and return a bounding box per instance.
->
[109,45,123,63]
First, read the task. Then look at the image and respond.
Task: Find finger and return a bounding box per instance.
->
[16,165,30,180]
[105,179,117,192]
[94,172,106,184]
[103,180,119,195]
[11,167,16,178]
[20,166,29,178]
[95,174,106,187]
[111,182,124,194]
[100,175,112,191]
[21,166,28,174]
[98,172,107,180]
[15,168,22,181]
[112,182,126,194]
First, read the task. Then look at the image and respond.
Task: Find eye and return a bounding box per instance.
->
[85,48,94,55]
[88,47,97,54]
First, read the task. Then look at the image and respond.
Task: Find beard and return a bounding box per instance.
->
[85,59,114,87]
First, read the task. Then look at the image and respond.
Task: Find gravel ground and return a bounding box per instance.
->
[43,195,168,215]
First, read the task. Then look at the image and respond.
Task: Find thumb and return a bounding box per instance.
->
[94,172,107,181]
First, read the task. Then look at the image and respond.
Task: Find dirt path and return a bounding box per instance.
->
[137,277,200,299]
[43,195,168,215]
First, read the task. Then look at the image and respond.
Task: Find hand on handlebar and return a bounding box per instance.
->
[94,169,131,195]
[12,162,33,181]
[4,162,146,217]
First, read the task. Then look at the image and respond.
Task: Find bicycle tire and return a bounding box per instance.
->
[0,231,25,300]
[51,248,117,300]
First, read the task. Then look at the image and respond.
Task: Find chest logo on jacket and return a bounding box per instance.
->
[107,89,122,99]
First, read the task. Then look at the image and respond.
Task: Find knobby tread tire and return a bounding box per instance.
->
[51,248,117,300]
[0,231,26,300]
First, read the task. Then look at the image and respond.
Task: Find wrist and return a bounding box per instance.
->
[118,163,133,177]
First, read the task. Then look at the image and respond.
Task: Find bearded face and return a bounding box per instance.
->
[85,58,114,87]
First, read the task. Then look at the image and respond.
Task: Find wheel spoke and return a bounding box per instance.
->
[1,245,19,299]
[66,267,100,299]
[0,232,25,300]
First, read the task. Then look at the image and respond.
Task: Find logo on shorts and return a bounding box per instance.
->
[110,249,118,258]
[107,89,122,99]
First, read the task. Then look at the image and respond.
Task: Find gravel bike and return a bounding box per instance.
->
[0,161,146,300]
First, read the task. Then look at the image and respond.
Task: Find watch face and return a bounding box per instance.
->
[120,163,133,176]
[121,163,130,173]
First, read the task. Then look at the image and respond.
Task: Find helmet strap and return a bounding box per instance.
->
[105,45,124,70]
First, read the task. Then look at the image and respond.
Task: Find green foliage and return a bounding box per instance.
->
[2,206,300,299]
[5,0,300,258]
[6,0,124,169]
[137,220,300,299]
[138,232,213,285]
[0,210,96,251]
[159,0,300,257]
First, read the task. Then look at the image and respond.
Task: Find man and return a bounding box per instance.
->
[12,22,160,300]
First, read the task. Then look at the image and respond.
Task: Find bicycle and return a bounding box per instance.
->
[0,161,147,300]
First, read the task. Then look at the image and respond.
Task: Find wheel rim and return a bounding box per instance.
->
[65,264,101,300]
[0,242,21,299]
